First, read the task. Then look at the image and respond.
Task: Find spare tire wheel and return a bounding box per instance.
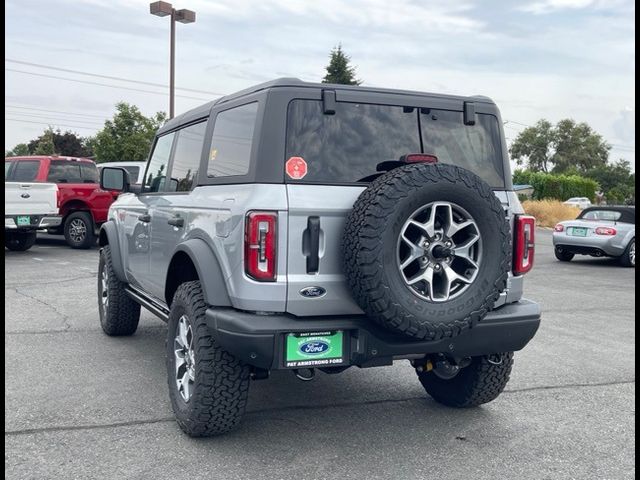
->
[342,163,511,341]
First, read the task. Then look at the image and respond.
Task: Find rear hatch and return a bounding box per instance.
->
[283,97,513,316]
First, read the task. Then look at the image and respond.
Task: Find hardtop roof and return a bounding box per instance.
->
[158,77,497,134]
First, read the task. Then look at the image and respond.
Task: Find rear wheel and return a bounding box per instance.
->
[64,211,96,249]
[620,238,635,267]
[417,352,514,407]
[167,281,250,437]
[5,231,37,251]
[554,247,574,262]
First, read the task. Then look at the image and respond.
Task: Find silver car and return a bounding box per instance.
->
[553,206,635,266]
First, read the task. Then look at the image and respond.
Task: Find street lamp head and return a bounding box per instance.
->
[175,9,196,24]
[150,1,173,17]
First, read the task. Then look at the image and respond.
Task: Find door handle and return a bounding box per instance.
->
[138,213,151,222]
[167,216,184,228]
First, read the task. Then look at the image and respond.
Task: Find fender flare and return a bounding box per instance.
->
[169,239,232,307]
[99,221,126,282]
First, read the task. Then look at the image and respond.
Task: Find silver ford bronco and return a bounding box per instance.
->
[98,78,541,437]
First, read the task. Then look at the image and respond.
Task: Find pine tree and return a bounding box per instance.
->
[322,44,362,85]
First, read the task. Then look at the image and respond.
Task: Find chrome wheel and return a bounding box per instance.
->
[69,218,87,243]
[630,241,635,266]
[397,201,482,302]
[100,267,109,312]
[174,315,195,402]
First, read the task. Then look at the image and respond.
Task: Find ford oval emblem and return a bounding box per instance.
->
[299,286,327,298]
[299,340,330,355]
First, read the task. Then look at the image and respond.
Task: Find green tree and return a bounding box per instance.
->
[509,119,610,173]
[586,159,635,204]
[5,143,30,157]
[322,44,362,85]
[32,128,57,155]
[92,102,167,163]
[27,128,92,157]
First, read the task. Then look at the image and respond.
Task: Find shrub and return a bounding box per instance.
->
[521,200,581,228]
[513,170,598,202]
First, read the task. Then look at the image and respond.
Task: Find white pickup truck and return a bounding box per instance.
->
[5,182,62,251]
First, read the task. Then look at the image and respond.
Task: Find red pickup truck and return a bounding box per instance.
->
[4,156,118,248]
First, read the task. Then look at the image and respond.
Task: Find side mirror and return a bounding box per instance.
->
[100,167,130,193]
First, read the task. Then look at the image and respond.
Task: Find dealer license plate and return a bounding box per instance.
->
[16,216,31,226]
[569,227,588,237]
[284,331,345,368]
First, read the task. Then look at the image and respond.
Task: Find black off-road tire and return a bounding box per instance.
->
[5,231,37,251]
[619,237,635,267]
[554,247,574,262]
[167,281,250,437]
[418,352,514,407]
[98,246,140,336]
[343,163,511,341]
[64,211,96,249]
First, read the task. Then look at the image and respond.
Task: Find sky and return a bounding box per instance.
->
[5,0,636,169]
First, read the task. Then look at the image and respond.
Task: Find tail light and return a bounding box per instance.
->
[595,226,616,236]
[56,186,60,209]
[400,153,438,164]
[554,224,564,232]
[514,215,535,275]
[245,211,277,281]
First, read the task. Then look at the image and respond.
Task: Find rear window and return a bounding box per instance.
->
[285,100,505,188]
[580,210,622,221]
[48,161,82,183]
[9,160,41,182]
[122,166,140,182]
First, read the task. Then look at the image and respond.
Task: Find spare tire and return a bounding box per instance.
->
[342,163,510,341]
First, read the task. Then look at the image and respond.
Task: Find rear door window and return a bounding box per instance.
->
[48,161,82,183]
[10,160,41,182]
[80,163,99,183]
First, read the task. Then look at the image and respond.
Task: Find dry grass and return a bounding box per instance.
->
[522,200,581,228]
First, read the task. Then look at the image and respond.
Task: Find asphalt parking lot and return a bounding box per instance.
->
[5,229,635,480]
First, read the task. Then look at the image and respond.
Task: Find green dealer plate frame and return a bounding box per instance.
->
[284,331,347,368]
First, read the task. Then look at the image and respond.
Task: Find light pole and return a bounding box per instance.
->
[150,1,196,119]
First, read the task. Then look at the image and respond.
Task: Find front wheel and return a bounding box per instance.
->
[98,246,140,335]
[417,352,514,407]
[167,281,250,437]
[5,231,37,251]
[64,211,96,249]
[554,247,574,262]
[619,238,635,267]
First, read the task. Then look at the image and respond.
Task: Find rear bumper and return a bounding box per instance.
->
[5,215,62,231]
[206,299,541,370]
[553,232,625,256]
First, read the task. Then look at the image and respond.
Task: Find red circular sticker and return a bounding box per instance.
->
[286,156,308,180]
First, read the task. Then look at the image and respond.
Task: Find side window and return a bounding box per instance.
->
[11,160,40,182]
[166,121,207,192]
[207,102,258,177]
[5,161,14,179]
[80,163,99,183]
[143,132,175,193]
[48,161,82,183]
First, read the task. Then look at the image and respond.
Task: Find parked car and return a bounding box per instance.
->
[553,206,635,266]
[5,181,61,251]
[563,197,592,210]
[4,156,118,248]
[97,78,540,437]
[97,161,146,185]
